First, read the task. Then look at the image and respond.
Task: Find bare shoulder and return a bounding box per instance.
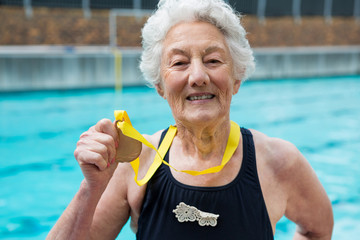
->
[249,128,321,193]
[140,129,165,155]
[249,129,301,177]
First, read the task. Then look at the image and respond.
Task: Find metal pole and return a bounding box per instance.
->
[24,0,33,19]
[82,0,91,19]
[114,49,122,91]
[109,11,117,48]
[355,0,360,23]
[324,0,333,24]
[292,0,301,24]
[257,0,267,24]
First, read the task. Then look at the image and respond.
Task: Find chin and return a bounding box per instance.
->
[173,105,228,125]
[185,112,221,125]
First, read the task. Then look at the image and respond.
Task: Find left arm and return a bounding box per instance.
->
[282,144,333,240]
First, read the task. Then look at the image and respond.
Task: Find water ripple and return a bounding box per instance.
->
[300,137,360,153]
[0,124,91,143]
[0,216,48,238]
[268,116,306,126]
[0,159,74,178]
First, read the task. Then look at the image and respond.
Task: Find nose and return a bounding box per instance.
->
[188,60,210,87]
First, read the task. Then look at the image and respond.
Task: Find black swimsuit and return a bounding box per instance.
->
[136,127,274,240]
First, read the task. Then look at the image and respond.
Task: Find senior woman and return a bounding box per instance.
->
[47,0,333,239]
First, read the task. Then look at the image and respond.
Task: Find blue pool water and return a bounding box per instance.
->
[1,76,360,239]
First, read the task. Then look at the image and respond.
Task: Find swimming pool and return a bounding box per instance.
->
[0,75,359,239]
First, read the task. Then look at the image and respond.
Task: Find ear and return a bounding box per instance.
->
[232,79,241,95]
[155,83,166,99]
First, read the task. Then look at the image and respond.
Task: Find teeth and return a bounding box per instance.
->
[188,95,213,101]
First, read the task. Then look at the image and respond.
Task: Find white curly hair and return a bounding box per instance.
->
[139,0,255,86]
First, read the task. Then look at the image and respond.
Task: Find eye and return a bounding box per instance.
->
[171,60,189,68]
[174,61,185,66]
[206,59,222,66]
[209,59,220,64]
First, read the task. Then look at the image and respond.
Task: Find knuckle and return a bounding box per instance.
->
[74,148,86,162]
[73,148,80,159]
[79,131,94,143]
[79,131,89,139]
[103,134,115,146]
[92,153,103,163]
[99,145,109,157]
[76,138,88,148]
[98,118,112,127]
[88,125,97,132]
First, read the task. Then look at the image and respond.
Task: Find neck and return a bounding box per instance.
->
[175,117,231,160]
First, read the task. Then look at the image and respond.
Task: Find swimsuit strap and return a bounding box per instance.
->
[114,110,240,186]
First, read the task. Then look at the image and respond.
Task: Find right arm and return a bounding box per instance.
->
[46,119,140,240]
[47,177,124,240]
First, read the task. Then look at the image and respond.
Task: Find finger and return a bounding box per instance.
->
[94,119,119,162]
[84,132,117,164]
[85,121,117,163]
[84,138,113,164]
[76,136,113,167]
[94,119,119,145]
[75,147,108,171]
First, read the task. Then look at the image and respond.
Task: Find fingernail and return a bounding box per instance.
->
[107,162,110,168]
[115,140,119,148]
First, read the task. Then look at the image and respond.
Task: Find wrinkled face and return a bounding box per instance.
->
[158,21,241,125]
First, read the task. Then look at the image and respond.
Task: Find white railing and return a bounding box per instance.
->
[0,45,359,91]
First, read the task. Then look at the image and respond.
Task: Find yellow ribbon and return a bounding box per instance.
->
[114,110,240,186]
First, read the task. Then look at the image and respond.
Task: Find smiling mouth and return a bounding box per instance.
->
[186,94,215,101]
